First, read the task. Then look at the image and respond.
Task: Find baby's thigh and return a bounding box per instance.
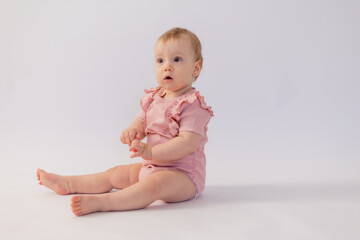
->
[106,163,142,189]
[144,170,197,203]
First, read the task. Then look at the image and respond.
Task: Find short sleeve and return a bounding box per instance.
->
[179,99,212,136]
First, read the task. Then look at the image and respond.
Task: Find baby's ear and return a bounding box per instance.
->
[193,60,202,77]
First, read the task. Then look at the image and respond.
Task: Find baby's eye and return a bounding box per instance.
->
[157,58,163,64]
[174,57,182,62]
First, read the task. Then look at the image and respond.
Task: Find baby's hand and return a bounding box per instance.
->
[121,128,140,146]
[129,139,152,160]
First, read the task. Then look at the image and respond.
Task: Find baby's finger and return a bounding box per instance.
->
[129,130,136,142]
[120,132,126,144]
[129,142,137,152]
[130,139,140,147]
[129,146,137,153]
[130,152,140,158]
[124,131,131,146]
[123,131,128,144]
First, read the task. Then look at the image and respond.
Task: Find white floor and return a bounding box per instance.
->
[1,166,360,240]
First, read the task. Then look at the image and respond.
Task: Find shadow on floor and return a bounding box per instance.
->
[146,182,360,211]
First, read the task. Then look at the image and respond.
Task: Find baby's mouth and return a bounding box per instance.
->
[164,76,173,80]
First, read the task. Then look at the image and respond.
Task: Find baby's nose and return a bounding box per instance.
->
[164,62,172,71]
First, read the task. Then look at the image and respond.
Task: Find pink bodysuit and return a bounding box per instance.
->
[137,86,214,195]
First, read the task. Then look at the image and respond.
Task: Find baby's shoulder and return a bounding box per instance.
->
[139,87,160,111]
[177,90,214,116]
[140,87,165,108]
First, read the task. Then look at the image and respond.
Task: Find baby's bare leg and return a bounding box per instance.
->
[71,170,197,216]
[37,163,142,194]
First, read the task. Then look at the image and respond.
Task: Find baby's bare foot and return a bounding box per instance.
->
[71,195,103,216]
[37,168,71,195]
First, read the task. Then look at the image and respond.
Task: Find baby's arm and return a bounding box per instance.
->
[120,117,145,146]
[129,131,201,161]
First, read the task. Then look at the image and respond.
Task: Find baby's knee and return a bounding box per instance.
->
[105,166,118,177]
[106,164,142,189]
[105,166,126,188]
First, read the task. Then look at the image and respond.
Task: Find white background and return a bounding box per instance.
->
[1,0,360,239]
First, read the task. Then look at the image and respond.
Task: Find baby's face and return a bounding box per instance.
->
[154,35,201,98]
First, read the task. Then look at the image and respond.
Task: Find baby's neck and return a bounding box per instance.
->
[163,86,194,100]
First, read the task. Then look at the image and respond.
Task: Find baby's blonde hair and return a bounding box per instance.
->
[157,27,203,80]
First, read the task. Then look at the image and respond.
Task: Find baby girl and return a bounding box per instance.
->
[37,27,214,216]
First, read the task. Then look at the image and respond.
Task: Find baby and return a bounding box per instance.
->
[37,27,214,216]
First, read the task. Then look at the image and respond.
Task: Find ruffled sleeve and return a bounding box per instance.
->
[166,91,214,137]
[137,87,163,120]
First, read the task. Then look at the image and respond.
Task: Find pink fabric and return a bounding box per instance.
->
[137,87,213,194]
